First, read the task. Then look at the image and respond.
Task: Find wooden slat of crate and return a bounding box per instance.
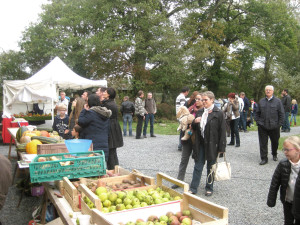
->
[37,143,68,155]
[181,192,228,224]
[55,180,64,195]
[63,177,80,212]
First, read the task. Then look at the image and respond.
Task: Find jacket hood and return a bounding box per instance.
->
[90,106,112,118]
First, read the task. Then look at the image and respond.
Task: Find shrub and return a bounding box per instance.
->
[156,103,176,120]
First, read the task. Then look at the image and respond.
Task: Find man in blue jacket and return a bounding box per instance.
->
[255,85,285,165]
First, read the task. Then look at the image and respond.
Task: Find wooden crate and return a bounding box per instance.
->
[37,143,68,155]
[60,166,139,214]
[62,177,80,212]
[92,192,228,225]
[78,172,189,222]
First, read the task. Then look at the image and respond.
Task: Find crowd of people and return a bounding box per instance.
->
[172,85,299,224]
[0,84,299,225]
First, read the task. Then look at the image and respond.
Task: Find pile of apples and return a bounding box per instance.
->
[120,210,193,225]
[83,186,182,213]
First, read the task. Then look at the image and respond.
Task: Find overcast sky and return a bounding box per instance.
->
[0,0,48,52]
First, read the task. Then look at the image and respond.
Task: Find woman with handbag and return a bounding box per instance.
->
[189,91,226,196]
[225,93,240,147]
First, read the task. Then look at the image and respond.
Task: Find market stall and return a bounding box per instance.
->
[2,56,107,126]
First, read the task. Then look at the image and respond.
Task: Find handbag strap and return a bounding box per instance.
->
[216,152,227,163]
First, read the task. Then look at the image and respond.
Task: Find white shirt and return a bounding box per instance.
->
[175,93,187,114]
[286,159,300,202]
[238,97,244,112]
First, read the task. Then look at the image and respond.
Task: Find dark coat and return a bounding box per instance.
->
[255,96,285,130]
[78,108,110,160]
[291,104,298,115]
[102,99,124,149]
[243,96,250,111]
[282,94,292,112]
[267,159,300,219]
[120,100,135,115]
[52,115,69,137]
[191,106,226,161]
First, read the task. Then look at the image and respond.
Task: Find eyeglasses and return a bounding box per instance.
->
[265,89,273,92]
[282,148,295,152]
[195,98,201,101]
[201,99,209,102]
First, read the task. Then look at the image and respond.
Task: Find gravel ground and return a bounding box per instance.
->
[1,126,299,225]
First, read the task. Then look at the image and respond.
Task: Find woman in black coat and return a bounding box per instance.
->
[101,87,124,170]
[189,91,226,196]
[267,136,300,225]
[78,94,112,161]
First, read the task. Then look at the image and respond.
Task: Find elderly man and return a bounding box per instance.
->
[55,91,69,114]
[143,92,157,138]
[255,85,285,165]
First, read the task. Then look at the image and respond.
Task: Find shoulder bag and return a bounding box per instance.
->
[207,152,231,184]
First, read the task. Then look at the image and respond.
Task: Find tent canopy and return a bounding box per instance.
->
[26,56,107,90]
[3,56,107,115]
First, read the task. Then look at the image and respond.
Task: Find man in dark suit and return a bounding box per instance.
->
[255,85,285,165]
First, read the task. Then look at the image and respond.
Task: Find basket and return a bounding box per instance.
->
[29,151,106,183]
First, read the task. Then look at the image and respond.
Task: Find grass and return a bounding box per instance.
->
[122,119,179,135]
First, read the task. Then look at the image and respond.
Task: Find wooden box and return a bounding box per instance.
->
[78,172,189,222]
[92,192,228,225]
[37,143,68,155]
[63,177,81,212]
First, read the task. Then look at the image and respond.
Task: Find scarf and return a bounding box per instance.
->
[200,104,215,137]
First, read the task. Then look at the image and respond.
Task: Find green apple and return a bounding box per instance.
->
[116,203,125,211]
[182,209,191,217]
[108,192,118,202]
[174,196,181,200]
[132,197,140,205]
[163,192,171,199]
[95,187,107,195]
[126,204,133,209]
[102,207,109,213]
[117,191,126,200]
[99,193,108,202]
[162,198,169,203]
[133,204,141,208]
[109,205,116,212]
[140,202,148,207]
[159,215,168,223]
[144,195,153,205]
[182,217,192,225]
[123,197,132,206]
[154,198,163,204]
[103,199,111,207]
[115,198,123,204]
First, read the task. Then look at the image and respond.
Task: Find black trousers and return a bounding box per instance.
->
[283,201,300,225]
[136,115,144,138]
[258,125,280,160]
[107,148,119,170]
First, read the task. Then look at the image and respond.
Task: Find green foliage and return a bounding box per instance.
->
[156,103,176,120]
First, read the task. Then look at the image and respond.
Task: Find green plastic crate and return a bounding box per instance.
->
[29,150,106,183]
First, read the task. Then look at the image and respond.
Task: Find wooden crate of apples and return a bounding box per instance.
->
[61,166,132,212]
[78,172,189,223]
[91,192,228,225]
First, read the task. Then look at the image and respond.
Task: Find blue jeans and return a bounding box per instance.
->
[190,143,216,194]
[284,112,290,131]
[290,113,297,124]
[123,113,133,136]
[143,113,154,136]
[240,110,248,131]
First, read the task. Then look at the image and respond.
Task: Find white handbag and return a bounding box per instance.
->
[207,152,231,184]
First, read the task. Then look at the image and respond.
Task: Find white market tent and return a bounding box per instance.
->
[3,56,107,122]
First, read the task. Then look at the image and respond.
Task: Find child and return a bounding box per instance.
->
[290,99,298,126]
[71,124,82,139]
[52,104,69,138]
[267,136,300,225]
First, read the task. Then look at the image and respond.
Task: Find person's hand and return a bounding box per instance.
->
[84,104,89,110]
[143,116,145,120]
[194,116,202,123]
[64,129,69,134]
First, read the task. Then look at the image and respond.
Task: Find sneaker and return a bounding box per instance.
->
[150,134,156,137]
[143,135,147,138]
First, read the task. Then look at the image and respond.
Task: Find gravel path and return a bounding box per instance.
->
[1,127,299,225]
